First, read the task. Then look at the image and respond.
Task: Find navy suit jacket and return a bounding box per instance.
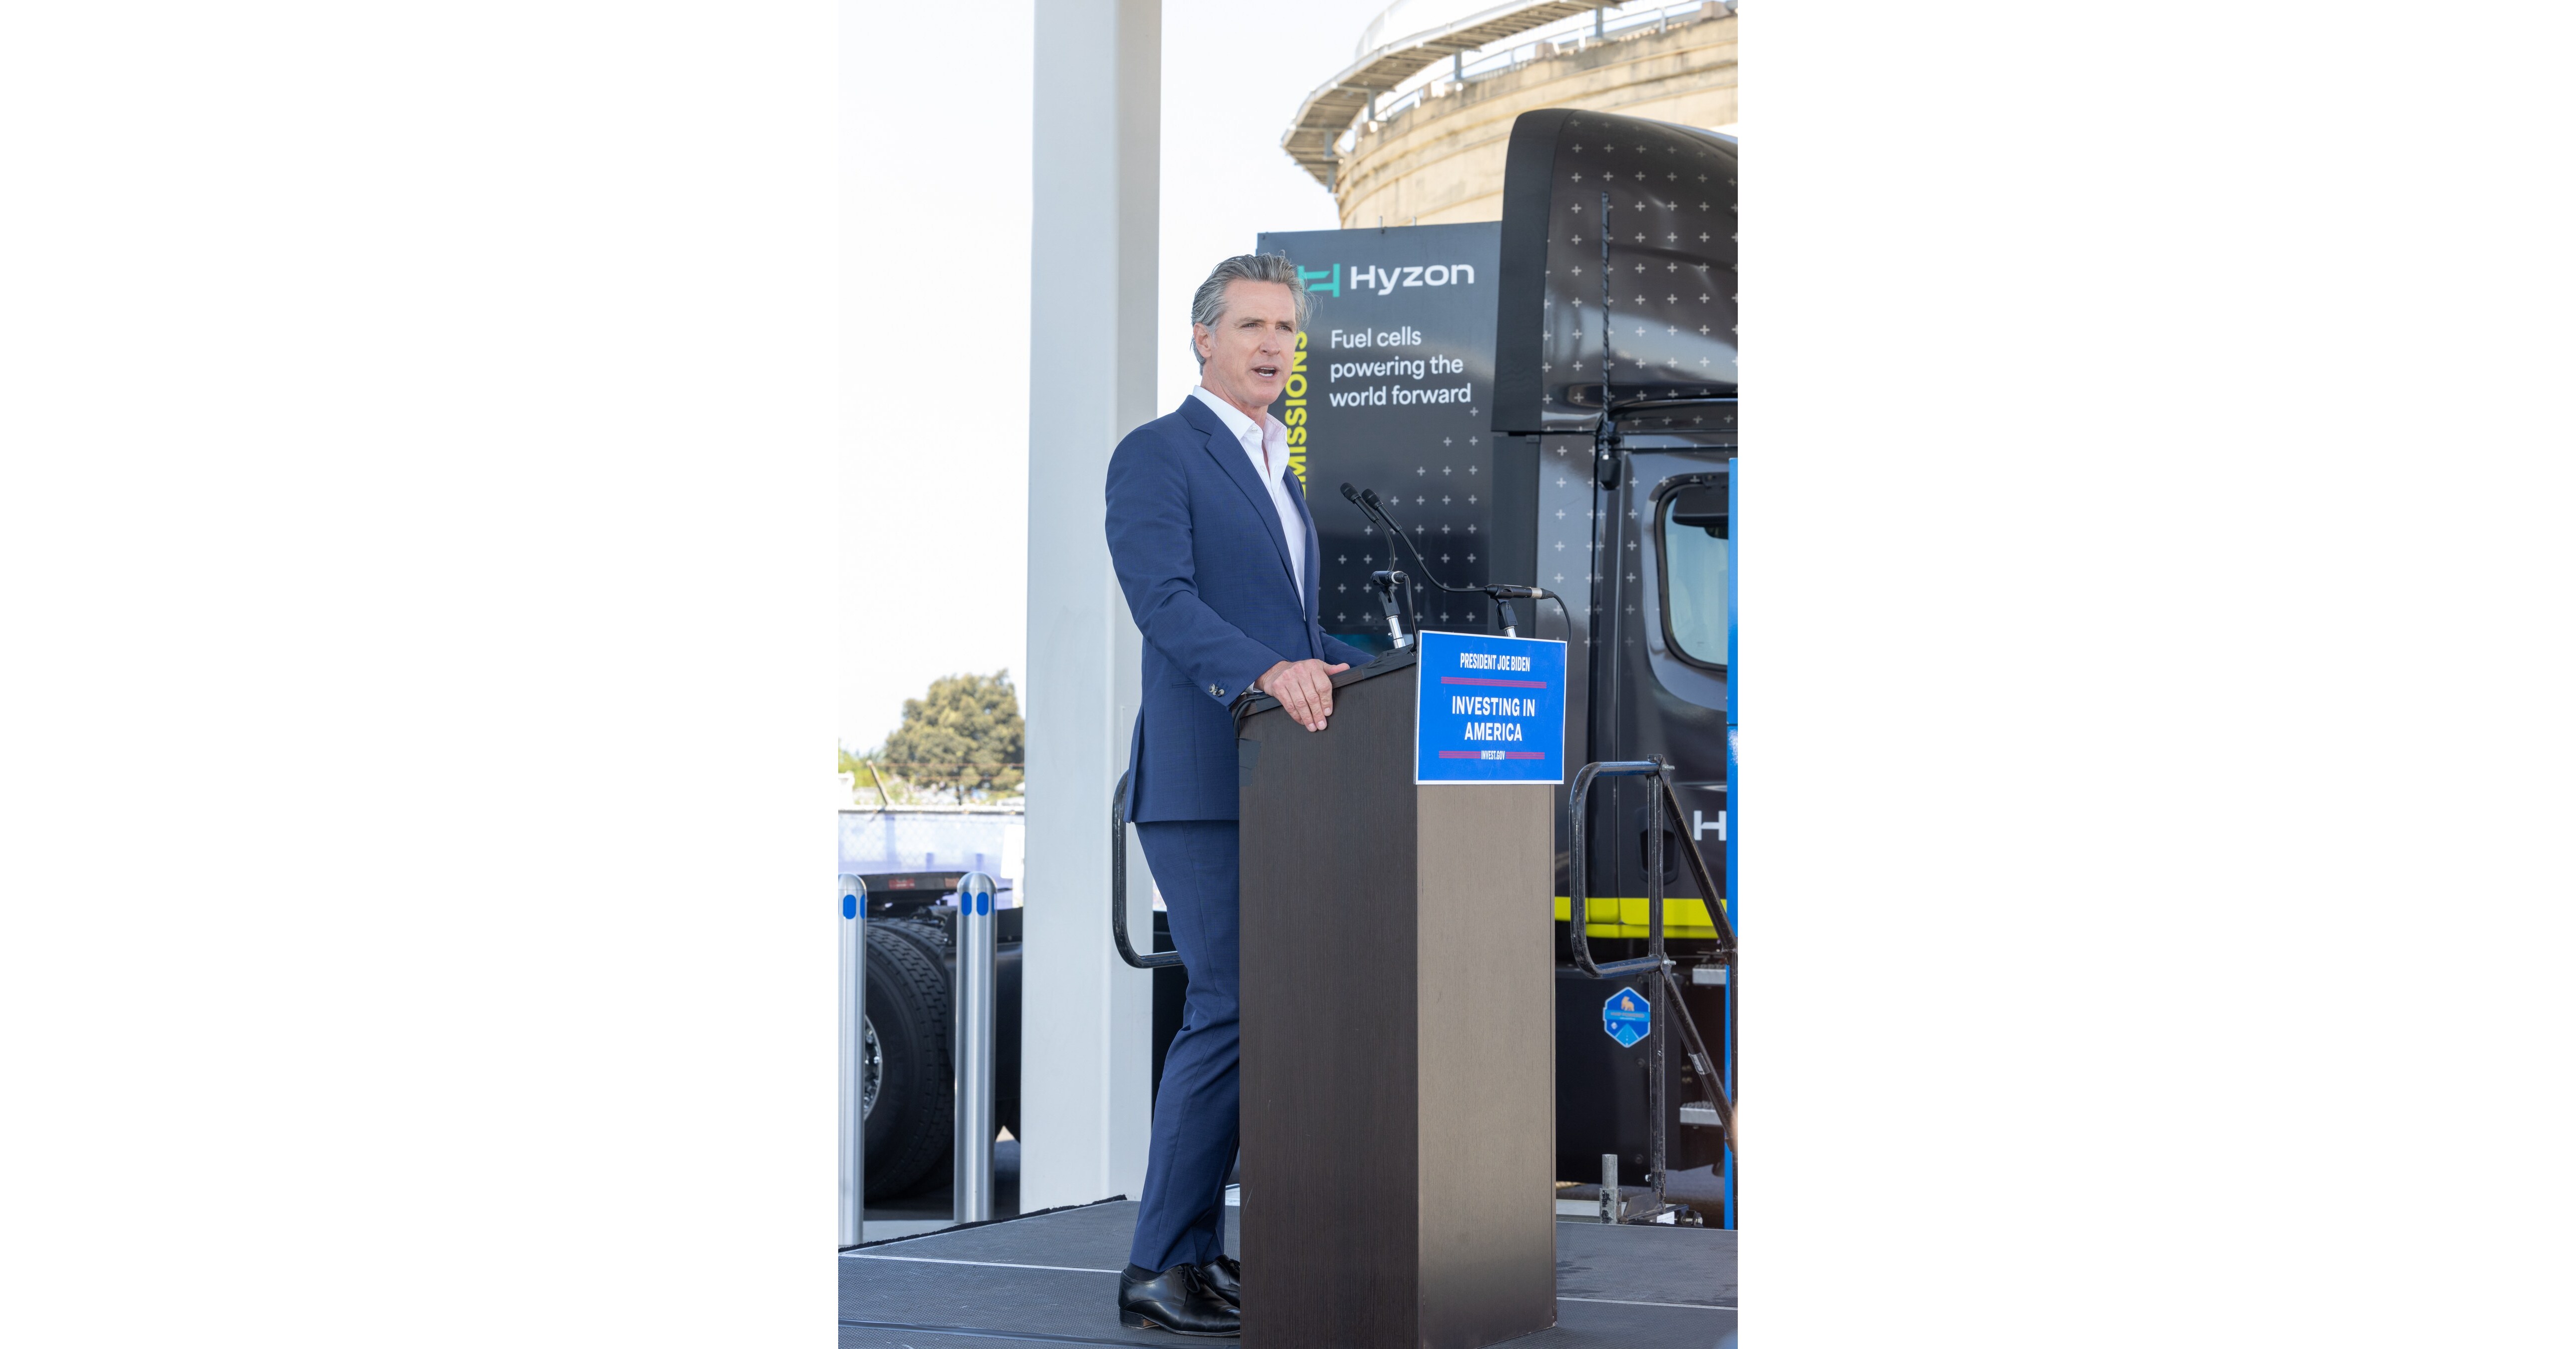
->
[1106,396,1375,822]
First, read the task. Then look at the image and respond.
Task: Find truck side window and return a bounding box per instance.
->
[1658,481,1728,669]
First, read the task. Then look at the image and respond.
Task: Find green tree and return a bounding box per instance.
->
[876,671,1025,802]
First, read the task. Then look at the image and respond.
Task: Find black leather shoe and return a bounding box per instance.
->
[1118,1263,1241,1337]
[1193,1255,1241,1309]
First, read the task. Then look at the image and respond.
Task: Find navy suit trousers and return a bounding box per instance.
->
[1129,819,1241,1273]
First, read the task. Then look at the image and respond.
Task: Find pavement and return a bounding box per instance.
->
[841,1195,1735,1347]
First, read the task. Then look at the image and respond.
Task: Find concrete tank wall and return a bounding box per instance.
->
[1333,6,1737,229]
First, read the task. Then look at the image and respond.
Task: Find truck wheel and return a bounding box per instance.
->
[863,924,953,1199]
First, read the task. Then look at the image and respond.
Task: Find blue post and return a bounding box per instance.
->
[952,872,999,1223]
[1721,457,1738,1231]
[839,874,868,1247]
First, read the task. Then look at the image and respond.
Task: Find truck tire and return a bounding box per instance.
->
[863,924,953,1200]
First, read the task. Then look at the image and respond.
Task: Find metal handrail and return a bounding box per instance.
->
[1567,757,1736,963]
[1329,2,1734,157]
[1566,758,1673,978]
[1656,773,1735,959]
[1564,754,1736,1208]
[1109,770,1181,970]
[1647,771,1737,1143]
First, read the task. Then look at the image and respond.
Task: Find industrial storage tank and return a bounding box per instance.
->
[1281,0,1738,228]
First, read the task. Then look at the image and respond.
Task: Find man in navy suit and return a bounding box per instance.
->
[1104,254,1375,1336]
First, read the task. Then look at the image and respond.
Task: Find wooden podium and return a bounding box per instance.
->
[1234,647,1557,1349]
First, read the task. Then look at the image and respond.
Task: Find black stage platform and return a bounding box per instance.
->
[840,1198,1736,1347]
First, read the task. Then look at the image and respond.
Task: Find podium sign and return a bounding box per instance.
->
[1414,631,1566,784]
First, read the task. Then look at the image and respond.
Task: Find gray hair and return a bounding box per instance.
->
[1189,254,1310,367]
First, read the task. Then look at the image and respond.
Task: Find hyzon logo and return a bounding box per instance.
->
[1299,262,1478,300]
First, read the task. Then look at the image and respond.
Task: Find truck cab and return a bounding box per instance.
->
[1487,108,1737,1194]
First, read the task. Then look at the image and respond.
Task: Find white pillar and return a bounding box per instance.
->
[1021,0,1160,1214]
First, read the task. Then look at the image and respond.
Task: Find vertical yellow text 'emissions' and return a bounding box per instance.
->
[1285,330,1308,488]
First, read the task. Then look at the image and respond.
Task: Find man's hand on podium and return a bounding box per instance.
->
[1257,658,1350,732]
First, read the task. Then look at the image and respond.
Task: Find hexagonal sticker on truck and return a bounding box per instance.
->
[1603,987,1651,1048]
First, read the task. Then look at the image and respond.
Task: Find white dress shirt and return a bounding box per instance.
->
[1190,384,1306,606]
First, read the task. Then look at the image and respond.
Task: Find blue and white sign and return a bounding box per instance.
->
[1603,987,1651,1048]
[1413,630,1566,784]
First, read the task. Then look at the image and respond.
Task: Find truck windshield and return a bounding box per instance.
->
[1659,481,1729,668]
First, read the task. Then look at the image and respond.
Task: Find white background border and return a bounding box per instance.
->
[3,3,2568,1346]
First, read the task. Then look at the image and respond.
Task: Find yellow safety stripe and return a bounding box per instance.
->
[1552,895,1728,939]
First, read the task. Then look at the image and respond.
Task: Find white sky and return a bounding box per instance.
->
[841,0,1396,755]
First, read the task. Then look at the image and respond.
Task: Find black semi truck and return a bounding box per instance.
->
[854,107,1736,1214]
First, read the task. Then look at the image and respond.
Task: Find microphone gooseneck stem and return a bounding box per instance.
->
[1366,492,1474,596]
[1350,482,1558,639]
[1369,569,1413,649]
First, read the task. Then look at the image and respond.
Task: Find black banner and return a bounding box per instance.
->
[1257,222,1506,648]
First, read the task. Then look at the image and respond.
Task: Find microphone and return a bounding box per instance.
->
[1344,483,1417,646]
[1360,489,1459,592]
[1357,487,1406,543]
[1347,481,1563,638]
[1345,484,1404,545]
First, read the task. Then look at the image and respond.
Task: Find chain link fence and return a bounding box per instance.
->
[837,808,1025,904]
